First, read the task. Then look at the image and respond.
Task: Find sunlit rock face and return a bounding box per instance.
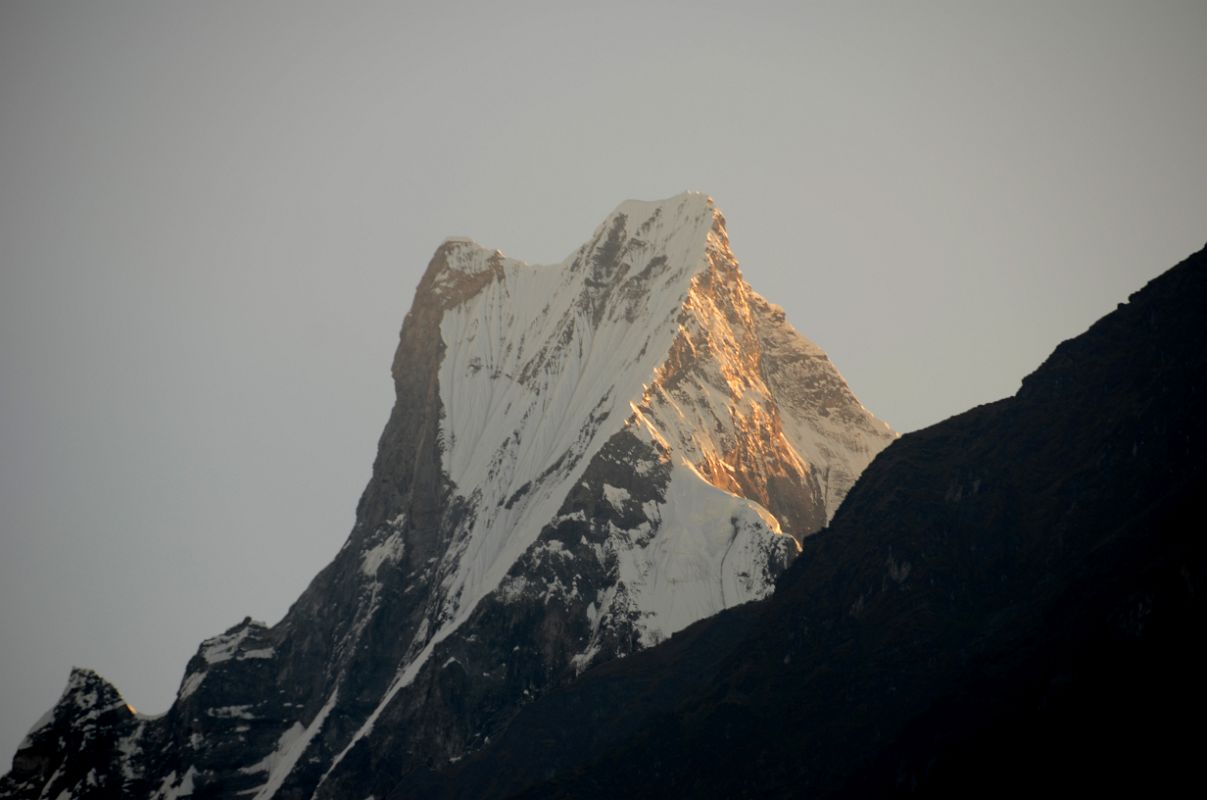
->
[1,193,893,800]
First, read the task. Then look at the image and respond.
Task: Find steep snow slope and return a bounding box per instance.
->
[432,196,723,646]
[603,460,790,648]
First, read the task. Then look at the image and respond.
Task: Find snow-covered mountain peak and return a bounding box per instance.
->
[2,194,896,800]
[419,192,893,662]
[428,194,731,648]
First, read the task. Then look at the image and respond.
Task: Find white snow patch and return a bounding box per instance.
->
[178,671,206,701]
[570,643,601,673]
[178,622,274,701]
[250,690,338,799]
[360,531,405,577]
[117,720,146,781]
[178,767,197,796]
[602,484,630,510]
[199,627,253,665]
[238,648,275,660]
[150,766,197,800]
[602,460,796,647]
[151,771,177,800]
[238,746,277,776]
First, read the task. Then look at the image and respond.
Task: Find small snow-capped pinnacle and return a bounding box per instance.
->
[431,237,507,271]
[64,667,116,696]
[51,667,132,725]
[434,236,500,259]
[414,238,517,309]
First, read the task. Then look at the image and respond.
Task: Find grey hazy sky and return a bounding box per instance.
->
[2,0,1204,760]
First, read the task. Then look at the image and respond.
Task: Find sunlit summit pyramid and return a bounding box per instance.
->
[2,192,894,799]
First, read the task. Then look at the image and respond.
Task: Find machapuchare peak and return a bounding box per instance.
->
[2,194,894,800]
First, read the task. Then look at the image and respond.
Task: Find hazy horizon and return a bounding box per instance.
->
[2,0,1205,761]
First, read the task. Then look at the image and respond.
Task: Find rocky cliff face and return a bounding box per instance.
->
[1,193,893,799]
